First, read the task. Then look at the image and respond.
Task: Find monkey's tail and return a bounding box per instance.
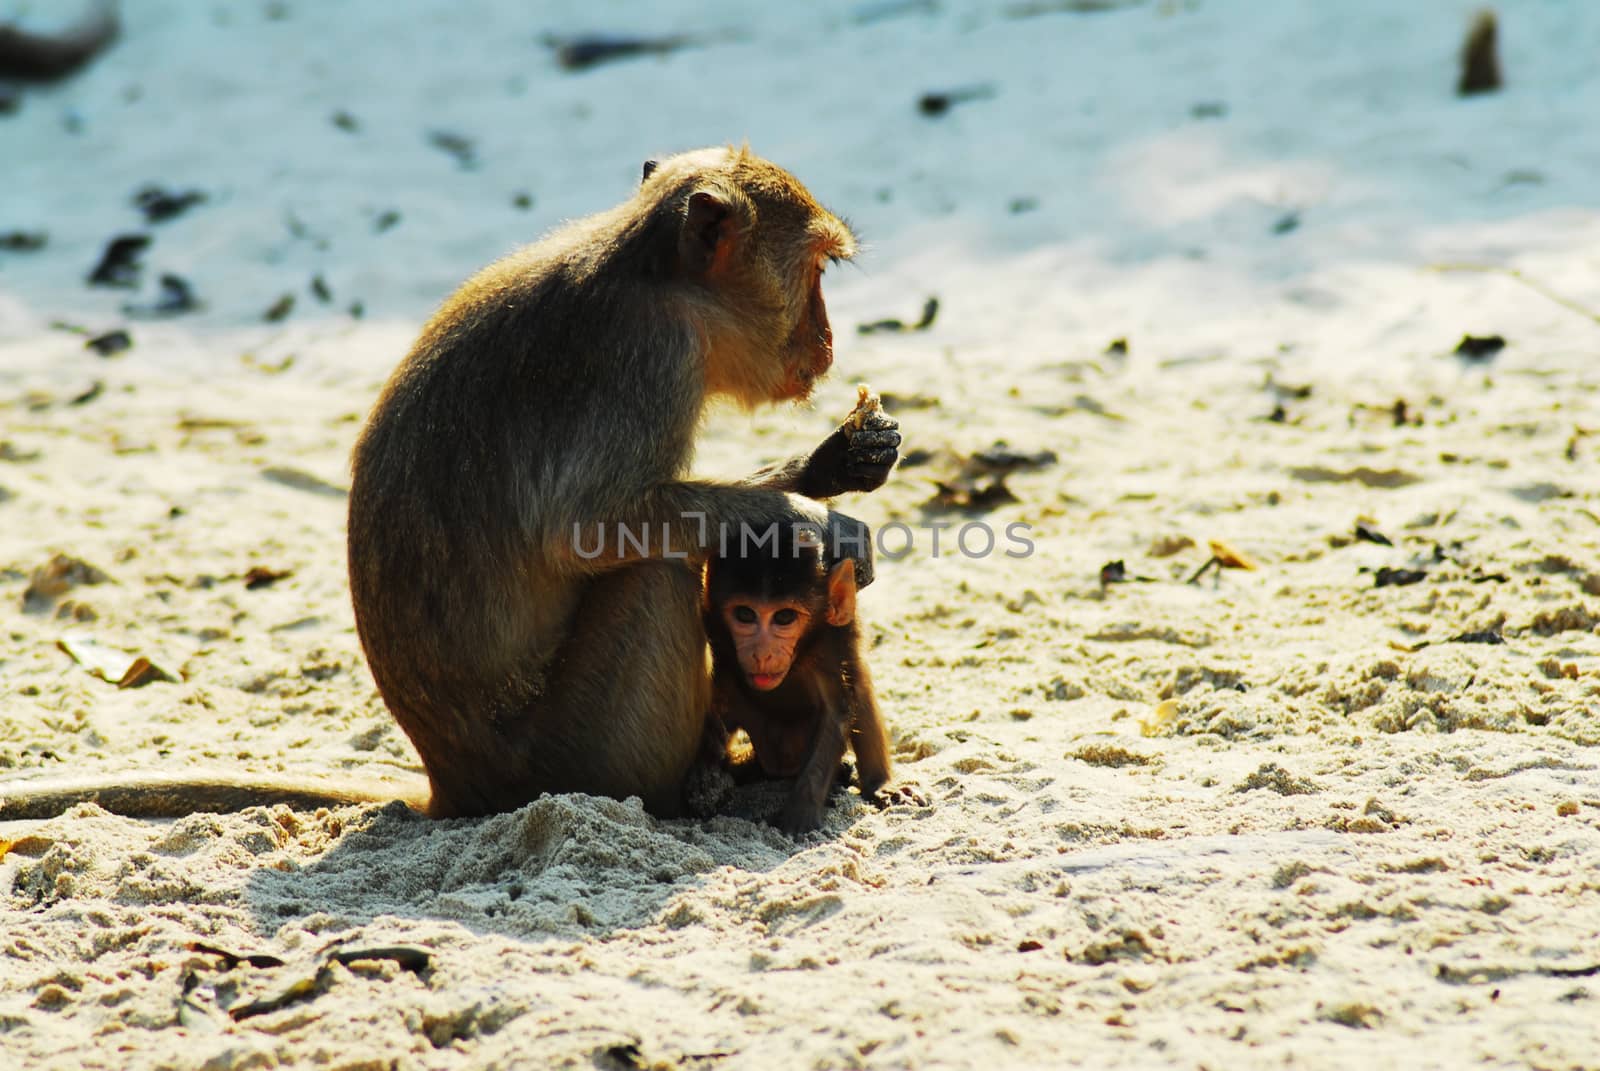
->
[0,772,430,822]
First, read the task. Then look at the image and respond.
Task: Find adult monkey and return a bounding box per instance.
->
[347,146,900,818]
[0,148,895,824]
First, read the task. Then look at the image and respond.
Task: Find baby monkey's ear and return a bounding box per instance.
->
[825,558,856,627]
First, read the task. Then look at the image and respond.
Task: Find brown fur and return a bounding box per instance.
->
[348,147,891,819]
[703,543,893,833]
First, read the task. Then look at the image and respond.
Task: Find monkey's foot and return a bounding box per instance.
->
[867,782,928,810]
[682,759,735,818]
[774,797,827,835]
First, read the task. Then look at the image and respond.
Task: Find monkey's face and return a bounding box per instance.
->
[722,599,813,691]
[768,201,856,404]
[774,256,839,402]
[725,228,853,407]
[660,147,857,408]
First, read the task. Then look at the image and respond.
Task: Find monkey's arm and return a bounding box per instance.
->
[841,642,892,797]
[0,772,427,821]
[743,413,901,500]
[0,2,118,81]
[565,481,875,584]
[775,700,849,835]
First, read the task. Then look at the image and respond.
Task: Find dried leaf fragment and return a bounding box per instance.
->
[189,942,287,970]
[57,635,176,687]
[924,476,1018,514]
[261,466,347,497]
[243,566,292,590]
[857,296,939,334]
[1208,540,1257,570]
[1374,566,1427,589]
[1139,699,1179,737]
[24,554,108,613]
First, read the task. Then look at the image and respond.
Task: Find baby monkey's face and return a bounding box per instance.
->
[723,599,813,691]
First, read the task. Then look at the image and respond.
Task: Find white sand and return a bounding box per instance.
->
[2,1,1598,1067]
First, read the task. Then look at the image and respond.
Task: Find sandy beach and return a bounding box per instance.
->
[2,1,1598,1067]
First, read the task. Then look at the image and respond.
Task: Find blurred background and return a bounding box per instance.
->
[5,0,1597,378]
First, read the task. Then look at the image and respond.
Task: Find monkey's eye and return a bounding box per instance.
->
[772,608,799,626]
[733,606,758,625]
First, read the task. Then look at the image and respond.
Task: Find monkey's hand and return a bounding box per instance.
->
[682,757,736,819]
[868,782,928,810]
[825,510,875,589]
[799,413,901,498]
[775,796,828,835]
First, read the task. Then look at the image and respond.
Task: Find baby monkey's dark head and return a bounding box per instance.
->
[705,527,856,692]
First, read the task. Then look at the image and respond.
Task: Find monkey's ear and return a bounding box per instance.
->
[641,159,659,183]
[825,558,856,626]
[681,189,735,276]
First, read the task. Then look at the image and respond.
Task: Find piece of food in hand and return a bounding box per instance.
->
[846,383,890,430]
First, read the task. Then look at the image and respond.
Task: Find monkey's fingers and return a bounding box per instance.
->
[845,411,898,435]
[843,450,899,494]
[847,448,899,469]
[844,422,901,494]
[869,782,928,810]
[843,468,895,493]
[845,426,901,452]
[774,798,827,835]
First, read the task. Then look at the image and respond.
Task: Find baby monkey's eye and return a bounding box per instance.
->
[733,606,758,624]
[772,608,799,626]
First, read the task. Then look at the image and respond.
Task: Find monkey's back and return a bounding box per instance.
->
[347,214,707,810]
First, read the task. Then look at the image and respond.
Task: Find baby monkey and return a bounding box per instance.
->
[702,525,891,833]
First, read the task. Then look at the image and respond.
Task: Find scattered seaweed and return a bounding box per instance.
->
[1458,10,1501,96]
[859,296,940,335]
[86,234,150,288]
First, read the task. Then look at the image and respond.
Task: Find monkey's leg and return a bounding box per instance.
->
[775,706,849,835]
[844,654,892,797]
[844,657,927,811]
[681,701,738,818]
[530,561,711,817]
